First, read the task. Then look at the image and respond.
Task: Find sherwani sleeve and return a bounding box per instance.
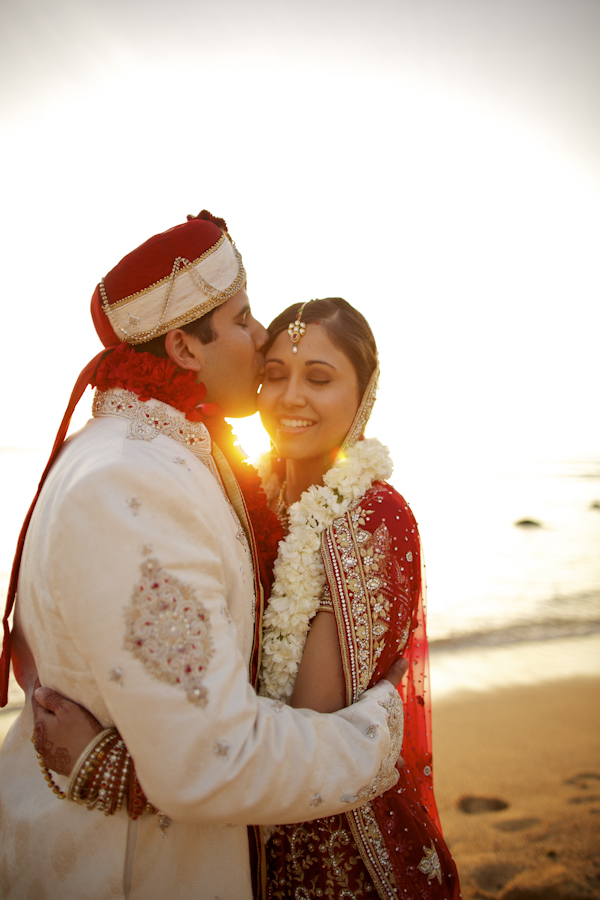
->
[43,442,401,826]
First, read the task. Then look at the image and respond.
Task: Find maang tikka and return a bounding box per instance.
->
[287,301,310,352]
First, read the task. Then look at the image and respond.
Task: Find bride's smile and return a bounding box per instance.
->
[277,417,316,429]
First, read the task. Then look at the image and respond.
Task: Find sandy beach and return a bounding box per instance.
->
[1,663,599,898]
[433,676,600,899]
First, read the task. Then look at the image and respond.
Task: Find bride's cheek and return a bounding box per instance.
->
[258,407,277,441]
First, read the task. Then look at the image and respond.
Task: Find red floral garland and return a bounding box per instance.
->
[92,344,283,589]
[93,343,219,422]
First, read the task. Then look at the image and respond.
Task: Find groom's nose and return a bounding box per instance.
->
[251,318,269,350]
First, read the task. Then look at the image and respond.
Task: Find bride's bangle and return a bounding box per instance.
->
[67,727,157,820]
[67,728,118,804]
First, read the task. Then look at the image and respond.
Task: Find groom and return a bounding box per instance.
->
[0,211,404,900]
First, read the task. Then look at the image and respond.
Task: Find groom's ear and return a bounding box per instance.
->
[164,329,203,373]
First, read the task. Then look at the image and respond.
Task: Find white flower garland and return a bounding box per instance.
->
[259,437,393,701]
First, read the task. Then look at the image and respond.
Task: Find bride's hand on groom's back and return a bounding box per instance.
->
[379,657,409,768]
[381,657,409,691]
[32,686,103,776]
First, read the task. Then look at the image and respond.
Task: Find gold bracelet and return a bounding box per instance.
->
[68,729,118,804]
[31,734,66,800]
[67,727,116,800]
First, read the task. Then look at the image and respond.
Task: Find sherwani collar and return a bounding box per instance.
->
[92,387,214,463]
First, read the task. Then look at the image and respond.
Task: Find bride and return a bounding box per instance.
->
[34,297,460,899]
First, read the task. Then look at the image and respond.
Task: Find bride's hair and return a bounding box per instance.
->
[266,298,377,396]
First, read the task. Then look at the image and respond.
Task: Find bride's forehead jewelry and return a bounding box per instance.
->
[287,300,311,352]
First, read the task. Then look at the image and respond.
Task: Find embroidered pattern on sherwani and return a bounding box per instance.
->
[340,693,403,807]
[93,387,217,473]
[366,693,403,798]
[124,558,214,706]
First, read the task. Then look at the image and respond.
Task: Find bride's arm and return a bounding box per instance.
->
[289,611,408,714]
[288,611,345,713]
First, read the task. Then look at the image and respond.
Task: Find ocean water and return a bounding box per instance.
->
[1,446,599,703]
[412,455,600,646]
[396,452,600,696]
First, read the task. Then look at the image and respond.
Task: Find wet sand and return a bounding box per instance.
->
[432,676,600,899]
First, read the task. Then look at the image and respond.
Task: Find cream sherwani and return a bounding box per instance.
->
[0,389,401,900]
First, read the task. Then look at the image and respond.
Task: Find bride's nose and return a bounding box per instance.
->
[281,377,307,409]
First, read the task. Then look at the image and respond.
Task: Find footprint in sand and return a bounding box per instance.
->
[564,772,600,789]
[471,861,523,892]
[493,817,541,832]
[564,772,600,807]
[457,795,509,814]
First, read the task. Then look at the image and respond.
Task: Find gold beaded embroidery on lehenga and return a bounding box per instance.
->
[266,815,376,899]
[322,498,410,704]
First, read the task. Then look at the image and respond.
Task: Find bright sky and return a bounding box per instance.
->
[1,0,599,479]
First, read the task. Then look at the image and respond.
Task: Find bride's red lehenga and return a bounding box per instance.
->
[265,482,460,900]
